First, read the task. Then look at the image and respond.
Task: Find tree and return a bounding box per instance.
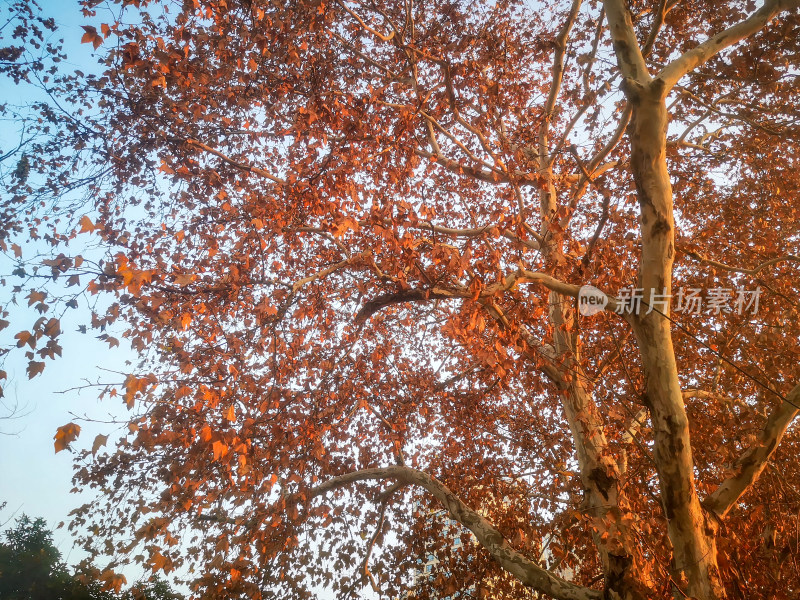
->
[0,514,183,600]
[2,0,800,599]
[0,515,72,600]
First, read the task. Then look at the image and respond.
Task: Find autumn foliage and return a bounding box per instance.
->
[2,0,800,599]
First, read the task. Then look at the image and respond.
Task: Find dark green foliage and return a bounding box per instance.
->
[0,515,183,600]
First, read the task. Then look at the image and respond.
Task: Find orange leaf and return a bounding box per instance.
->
[223,405,236,421]
[80,26,103,50]
[174,273,195,286]
[43,318,60,338]
[212,440,228,460]
[78,215,96,233]
[99,570,126,593]
[151,551,169,572]
[15,331,34,348]
[26,290,46,307]
[54,423,81,453]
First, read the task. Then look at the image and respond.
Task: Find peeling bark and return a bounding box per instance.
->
[627,82,726,600]
[535,7,645,594]
[548,292,647,600]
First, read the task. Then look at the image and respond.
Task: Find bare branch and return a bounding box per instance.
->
[291,251,370,294]
[540,0,583,165]
[595,330,632,379]
[355,287,461,323]
[415,221,541,250]
[516,269,620,312]
[336,0,395,42]
[478,299,568,388]
[414,147,518,184]
[641,0,680,57]
[561,105,630,230]
[353,268,603,323]
[358,482,404,594]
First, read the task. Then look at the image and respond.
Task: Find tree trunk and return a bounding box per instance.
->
[627,82,726,600]
[548,292,647,600]
[540,168,645,598]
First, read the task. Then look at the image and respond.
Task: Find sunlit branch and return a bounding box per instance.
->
[477,299,567,388]
[540,0,582,167]
[336,0,395,42]
[602,0,651,84]
[657,0,800,91]
[309,466,603,600]
[561,105,630,230]
[704,384,800,518]
[415,221,541,250]
[290,251,370,294]
[641,0,680,58]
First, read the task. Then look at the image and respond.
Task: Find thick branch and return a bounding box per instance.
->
[516,270,620,312]
[354,269,615,323]
[602,0,651,84]
[354,286,461,323]
[310,466,602,600]
[657,0,800,90]
[704,384,800,518]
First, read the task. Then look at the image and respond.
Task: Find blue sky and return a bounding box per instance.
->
[0,0,136,570]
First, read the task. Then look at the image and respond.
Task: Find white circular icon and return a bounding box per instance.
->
[578,285,608,316]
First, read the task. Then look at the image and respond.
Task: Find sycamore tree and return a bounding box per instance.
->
[2,0,800,599]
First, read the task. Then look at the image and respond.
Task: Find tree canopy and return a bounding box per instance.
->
[2,1,800,599]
